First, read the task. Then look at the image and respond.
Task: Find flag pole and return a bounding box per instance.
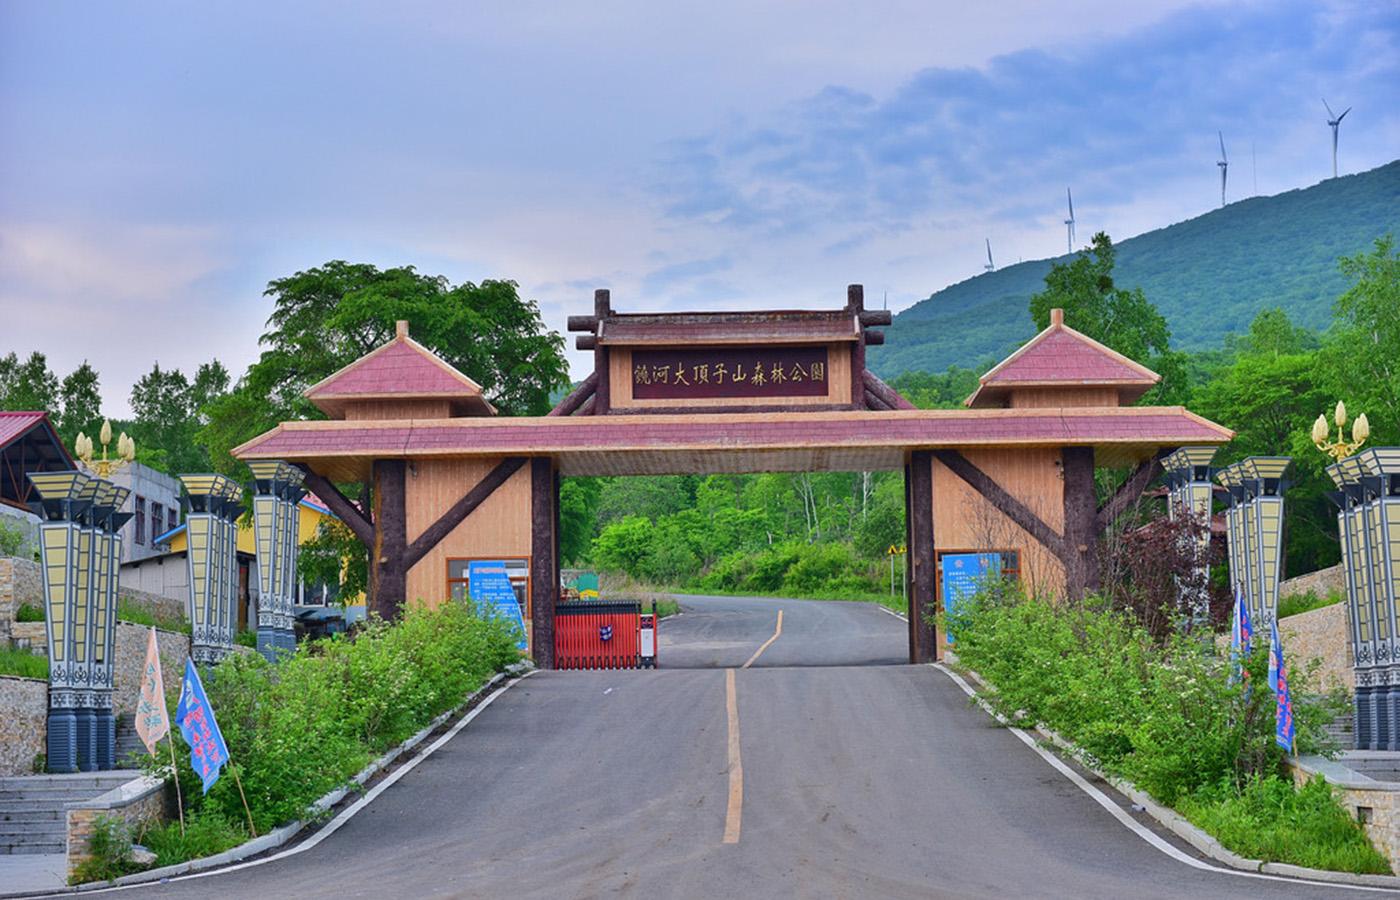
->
[230,765,257,837]
[166,735,186,836]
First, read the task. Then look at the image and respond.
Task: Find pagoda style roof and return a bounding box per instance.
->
[0,411,75,511]
[597,310,860,346]
[234,405,1232,481]
[966,309,1161,408]
[304,321,496,418]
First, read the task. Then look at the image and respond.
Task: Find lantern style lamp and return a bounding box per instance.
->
[1359,448,1400,749]
[249,460,305,659]
[1328,460,1380,748]
[1237,457,1292,630]
[180,474,240,665]
[26,470,94,773]
[1162,447,1218,622]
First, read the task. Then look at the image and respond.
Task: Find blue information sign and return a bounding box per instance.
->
[468,561,527,650]
[940,553,1001,643]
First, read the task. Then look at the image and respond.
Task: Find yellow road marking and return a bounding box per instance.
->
[723,668,743,844]
[741,609,783,669]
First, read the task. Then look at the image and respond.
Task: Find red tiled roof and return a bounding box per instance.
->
[303,324,495,418]
[235,407,1232,478]
[0,411,49,447]
[600,312,859,345]
[966,311,1160,408]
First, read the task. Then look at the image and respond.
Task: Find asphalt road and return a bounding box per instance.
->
[109,595,1384,899]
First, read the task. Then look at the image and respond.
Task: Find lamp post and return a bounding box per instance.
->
[1215,457,1291,631]
[248,461,305,660]
[1161,447,1218,623]
[1358,448,1400,749]
[180,474,243,665]
[27,471,94,773]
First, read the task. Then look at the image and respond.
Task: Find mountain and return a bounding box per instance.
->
[873,160,1400,377]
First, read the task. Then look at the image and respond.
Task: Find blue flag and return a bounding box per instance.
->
[1268,619,1295,754]
[174,659,231,793]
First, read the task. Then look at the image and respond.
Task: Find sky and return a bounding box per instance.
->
[1,0,1397,415]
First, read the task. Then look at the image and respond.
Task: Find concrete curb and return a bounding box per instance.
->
[943,660,1400,890]
[13,665,530,897]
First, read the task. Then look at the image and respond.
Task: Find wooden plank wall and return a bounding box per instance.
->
[931,447,1067,614]
[607,344,853,409]
[343,399,455,420]
[1007,387,1120,409]
[404,458,534,614]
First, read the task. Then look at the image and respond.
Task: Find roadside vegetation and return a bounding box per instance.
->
[947,586,1389,875]
[0,646,48,679]
[74,601,520,883]
[1278,589,1345,620]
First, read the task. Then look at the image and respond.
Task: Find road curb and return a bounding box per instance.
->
[936,661,1400,891]
[13,665,531,898]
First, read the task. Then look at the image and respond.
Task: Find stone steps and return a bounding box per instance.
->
[0,771,140,855]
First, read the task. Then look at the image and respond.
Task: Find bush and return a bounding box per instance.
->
[69,816,139,884]
[0,518,26,557]
[1179,775,1389,874]
[117,598,190,634]
[139,808,246,868]
[15,602,44,622]
[949,586,1382,873]
[1279,590,1344,619]
[130,600,518,857]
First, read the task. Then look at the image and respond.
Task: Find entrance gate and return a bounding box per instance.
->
[234,292,1233,668]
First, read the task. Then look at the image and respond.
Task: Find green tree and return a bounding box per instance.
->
[1029,232,1186,402]
[58,361,103,442]
[1320,234,1400,445]
[558,477,603,565]
[201,261,568,475]
[129,361,229,473]
[0,351,59,412]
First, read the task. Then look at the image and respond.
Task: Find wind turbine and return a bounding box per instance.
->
[1324,99,1351,178]
[1216,132,1228,208]
[1063,188,1076,254]
[984,239,995,273]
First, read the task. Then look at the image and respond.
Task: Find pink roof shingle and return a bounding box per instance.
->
[983,328,1157,385]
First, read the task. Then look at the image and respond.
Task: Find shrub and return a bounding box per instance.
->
[69,815,139,884]
[15,602,45,622]
[0,518,26,557]
[1279,590,1344,620]
[235,630,257,648]
[117,598,190,634]
[139,808,246,868]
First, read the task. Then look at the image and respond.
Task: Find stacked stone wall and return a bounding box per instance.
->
[1279,601,1352,693]
[1279,563,1345,601]
[111,623,187,718]
[0,675,48,775]
[0,556,44,645]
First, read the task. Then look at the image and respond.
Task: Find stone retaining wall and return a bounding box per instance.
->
[0,675,48,776]
[1280,564,1345,601]
[1280,600,1352,693]
[112,623,187,718]
[1290,756,1400,871]
[0,556,43,645]
[66,776,171,880]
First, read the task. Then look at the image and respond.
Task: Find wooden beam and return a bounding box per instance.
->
[403,457,528,569]
[863,389,893,411]
[530,457,559,668]
[547,373,597,417]
[847,284,865,411]
[1061,446,1099,600]
[906,450,937,663]
[863,370,917,410]
[370,460,408,621]
[593,290,612,415]
[932,449,1068,561]
[296,466,375,548]
[1095,451,1166,535]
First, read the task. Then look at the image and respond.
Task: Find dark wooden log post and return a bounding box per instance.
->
[593,289,611,415]
[906,450,937,663]
[847,284,865,410]
[1061,447,1099,600]
[530,457,559,668]
[547,372,597,417]
[370,459,408,621]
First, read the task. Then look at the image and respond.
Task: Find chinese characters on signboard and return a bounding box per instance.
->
[630,346,830,400]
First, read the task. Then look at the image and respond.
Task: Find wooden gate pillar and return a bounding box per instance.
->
[530,457,559,668]
[1061,447,1099,601]
[906,450,937,663]
[370,459,408,621]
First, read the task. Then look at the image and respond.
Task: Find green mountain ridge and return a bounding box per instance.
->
[873,160,1400,377]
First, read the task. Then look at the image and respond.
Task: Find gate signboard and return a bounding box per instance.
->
[468,560,527,650]
[941,553,1001,643]
[630,346,830,400]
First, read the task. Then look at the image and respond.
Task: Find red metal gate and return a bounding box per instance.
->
[554,601,642,670]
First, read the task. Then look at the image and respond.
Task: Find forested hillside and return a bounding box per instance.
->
[874,160,1400,377]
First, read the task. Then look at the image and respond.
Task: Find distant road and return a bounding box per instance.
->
[110,595,1377,899]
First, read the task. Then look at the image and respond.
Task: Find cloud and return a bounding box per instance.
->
[655,1,1400,241]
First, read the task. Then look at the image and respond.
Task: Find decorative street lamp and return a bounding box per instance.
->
[1161,446,1218,623]
[1216,457,1291,632]
[180,474,243,665]
[1329,454,1390,748]
[1359,448,1400,749]
[91,481,131,769]
[1313,401,1369,462]
[74,419,135,478]
[248,461,304,659]
[27,470,93,773]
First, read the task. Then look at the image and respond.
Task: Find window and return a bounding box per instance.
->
[447,558,531,618]
[134,496,147,545]
[151,503,164,543]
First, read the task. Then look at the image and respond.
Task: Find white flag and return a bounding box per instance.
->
[135,626,169,755]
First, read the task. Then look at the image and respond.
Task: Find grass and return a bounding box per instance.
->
[1179,775,1391,875]
[1278,589,1345,619]
[15,602,45,622]
[0,646,49,679]
[117,598,191,634]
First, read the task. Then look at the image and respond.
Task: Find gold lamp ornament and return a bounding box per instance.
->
[75,419,136,478]
[1312,401,1369,462]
